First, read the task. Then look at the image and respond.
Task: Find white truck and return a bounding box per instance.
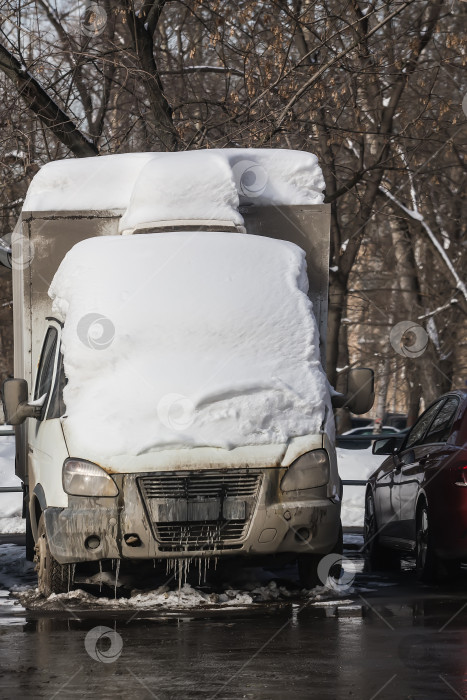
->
[1,149,373,595]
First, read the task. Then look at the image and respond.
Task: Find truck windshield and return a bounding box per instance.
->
[48,231,331,460]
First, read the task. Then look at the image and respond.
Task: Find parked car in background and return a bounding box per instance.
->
[337,425,400,450]
[342,426,400,436]
[364,391,467,582]
[382,412,408,430]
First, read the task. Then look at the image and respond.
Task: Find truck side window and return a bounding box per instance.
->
[34,327,58,403]
[47,353,67,420]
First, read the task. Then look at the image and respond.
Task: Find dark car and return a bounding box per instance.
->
[364,391,467,582]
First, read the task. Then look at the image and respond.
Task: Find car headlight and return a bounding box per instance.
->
[281,449,330,492]
[63,459,119,497]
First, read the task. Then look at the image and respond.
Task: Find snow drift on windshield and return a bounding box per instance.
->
[49,232,330,462]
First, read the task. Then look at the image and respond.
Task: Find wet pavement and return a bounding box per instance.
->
[0,537,466,699]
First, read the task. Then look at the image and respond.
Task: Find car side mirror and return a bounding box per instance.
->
[372,435,404,455]
[1,378,41,425]
[331,368,375,415]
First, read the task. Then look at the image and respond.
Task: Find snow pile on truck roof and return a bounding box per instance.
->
[49,231,331,461]
[119,151,244,233]
[23,149,324,225]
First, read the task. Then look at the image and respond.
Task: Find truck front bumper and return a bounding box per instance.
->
[45,468,341,565]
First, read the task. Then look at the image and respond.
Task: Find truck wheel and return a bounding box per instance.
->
[364,491,399,571]
[34,514,70,596]
[298,522,343,589]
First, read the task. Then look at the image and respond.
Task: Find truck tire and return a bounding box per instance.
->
[298,522,343,589]
[34,514,70,596]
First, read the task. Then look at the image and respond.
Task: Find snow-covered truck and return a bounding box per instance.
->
[1,149,374,595]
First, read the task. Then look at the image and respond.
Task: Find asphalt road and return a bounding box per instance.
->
[0,540,466,700]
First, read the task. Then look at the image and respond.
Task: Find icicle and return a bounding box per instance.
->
[114,559,120,599]
[68,563,76,592]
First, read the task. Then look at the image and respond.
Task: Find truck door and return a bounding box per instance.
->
[28,320,68,508]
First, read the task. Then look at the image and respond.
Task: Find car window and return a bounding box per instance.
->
[34,328,58,403]
[405,400,445,449]
[422,396,459,444]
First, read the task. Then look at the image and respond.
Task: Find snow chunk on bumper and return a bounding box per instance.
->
[49,232,330,461]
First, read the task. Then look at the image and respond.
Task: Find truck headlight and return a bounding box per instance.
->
[281,449,330,492]
[63,459,119,497]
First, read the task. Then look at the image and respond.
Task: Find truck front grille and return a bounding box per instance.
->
[156,521,246,552]
[138,470,261,552]
[139,472,260,499]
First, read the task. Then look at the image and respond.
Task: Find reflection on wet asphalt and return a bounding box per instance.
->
[0,540,466,699]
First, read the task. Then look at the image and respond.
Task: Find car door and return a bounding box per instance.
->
[415,396,461,537]
[395,399,446,546]
[374,452,400,539]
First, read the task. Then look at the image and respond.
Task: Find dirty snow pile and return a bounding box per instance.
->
[49,231,332,463]
[0,435,24,533]
[16,579,340,612]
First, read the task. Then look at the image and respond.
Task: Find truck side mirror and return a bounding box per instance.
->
[331,367,375,415]
[1,378,41,425]
[346,368,374,415]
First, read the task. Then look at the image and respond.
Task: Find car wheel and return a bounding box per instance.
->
[298,522,343,589]
[34,514,70,596]
[364,490,399,570]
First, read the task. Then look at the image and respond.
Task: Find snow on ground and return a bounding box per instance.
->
[50,232,332,463]
[0,435,24,534]
[338,447,382,527]
[0,543,342,612]
[19,580,319,611]
[0,544,35,592]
